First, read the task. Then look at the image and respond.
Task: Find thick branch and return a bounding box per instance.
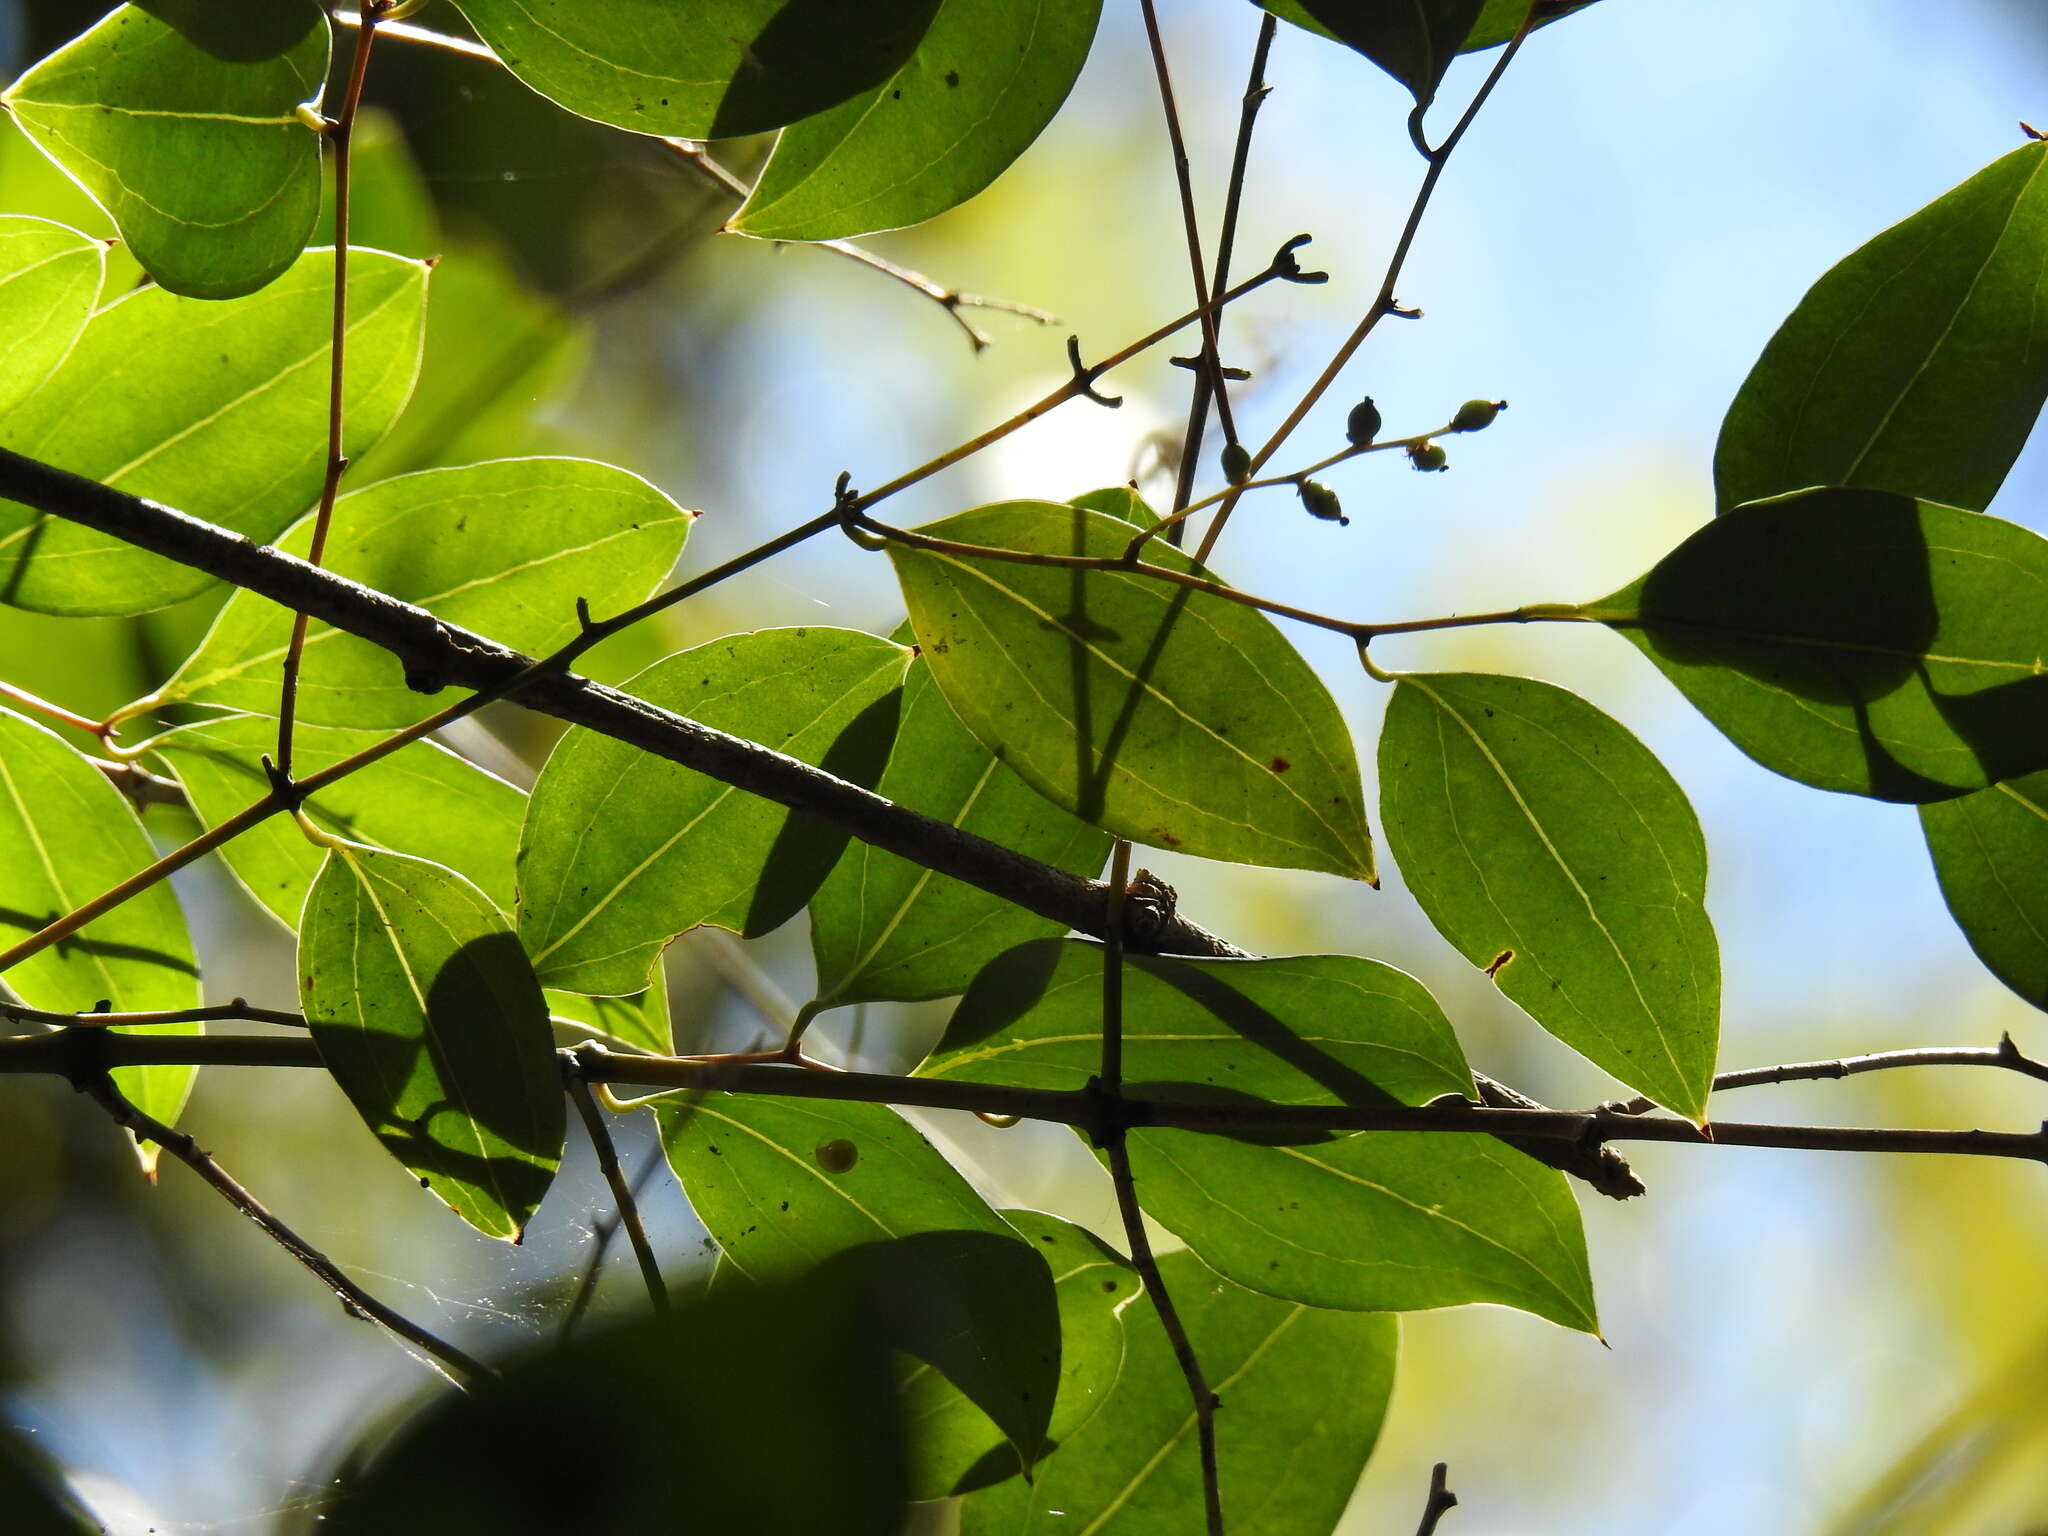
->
[0,447,1239,960]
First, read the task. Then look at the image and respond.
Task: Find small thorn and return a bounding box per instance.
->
[1066,335,1122,407]
[574,596,596,633]
[1271,234,1328,284]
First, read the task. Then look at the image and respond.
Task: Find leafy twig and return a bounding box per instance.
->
[1,998,307,1030]
[1606,1035,2048,1115]
[567,1075,668,1315]
[77,1064,491,1388]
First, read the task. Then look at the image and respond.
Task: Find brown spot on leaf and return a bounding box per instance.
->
[1484,950,1514,978]
[1269,756,1292,773]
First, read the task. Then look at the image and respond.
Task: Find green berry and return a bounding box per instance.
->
[1409,442,1448,472]
[1221,442,1252,484]
[1298,479,1348,525]
[1450,398,1505,432]
[1345,397,1382,447]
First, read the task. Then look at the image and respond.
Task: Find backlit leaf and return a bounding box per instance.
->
[300,843,564,1238]
[0,248,426,616]
[0,216,105,414]
[2,2,327,298]
[808,658,1108,1008]
[732,0,1102,241]
[926,940,1597,1328]
[1921,773,2048,1011]
[1588,488,2048,802]
[1380,672,1719,1119]
[150,715,524,929]
[157,457,690,727]
[449,0,942,139]
[0,707,199,1146]
[658,1094,1058,1474]
[546,984,672,1055]
[904,1209,1135,1499]
[519,628,908,995]
[1716,141,2048,514]
[888,501,1374,879]
[1272,0,1485,106]
[960,1249,1396,1536]
[1262,0,1598,58]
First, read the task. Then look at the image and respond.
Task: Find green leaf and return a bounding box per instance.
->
[300,843,564,1238]
[1280,0,1486,106]
[324,1266,909,1536]
[731,0,1102,241]
[888,501,1374,879]
[1921,773,2048,1011]
[157,457,691,727]
[1715,141,2048,514]
[1380,672,1719,1120]
[904,1209,1136,1498]
[1262,0,1597,57]
[809,658,1108,1008]
[960,1249,1397,1536]
[1589,488,2048,802]
[926,939,1597,1328]
[0,248,427,616]
[2,2,327,299]
[0,707,200,1149]
[1070,485,1155,526]
[547,984,672,1055]
[150,715,524,929]
[519,627,908,995]
[448,0,943,139]
[0,216,106,414]
[657,1094,1058,1474]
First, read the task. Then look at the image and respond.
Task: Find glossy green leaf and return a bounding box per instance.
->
[0,248,427,616]
[2,2,327,299]
[961,1249,1397,1536]
[1589,488,2048,802]
[658,1094,1058,1474]
[904,1209,1136,1499]
[150,715,524,929]
[300,843,564,1238]
[449,0,942,139]
[1262,0,1597,57]
[732,0,1102,241]
[1380,672,1719,1120]
[157,457,690,727]
[0,707,199,1145]
[324,1266,908,1536]
[546,984,672,1055]
[809,658,1108,1008]
[888,501,1374,879]
[1716,141,2048,514]
[519,628,908,995]
[0,216,105,414]
[1277,0,1484,105]
[927,939,1596,1327]
[1921,773,2048,1011]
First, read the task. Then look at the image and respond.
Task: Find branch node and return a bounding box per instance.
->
[259,754,307,812]
[1169,354,1251,382]
[1270,234,1328,285]
[1067,336,1124,408]
[574,595,598,635]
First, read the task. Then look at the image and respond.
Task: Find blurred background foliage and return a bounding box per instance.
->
[0,1,2044,1532]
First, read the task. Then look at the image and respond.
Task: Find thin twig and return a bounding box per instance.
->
[78,1067,491,1387]
[567,1076,669,1315]
[1172,11,1277,521]
[1138,0,1237,528]
[559,1146,666,1342]
[1194,4,1541,564]
[1097,840,1225,1535]
[0,679,109,738]
[1,998,307,1030]
[277,0,386,781]
[1414,1463,1459,1536]
[1607,1036,2048,1115]
[10,1032,2045,1173]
